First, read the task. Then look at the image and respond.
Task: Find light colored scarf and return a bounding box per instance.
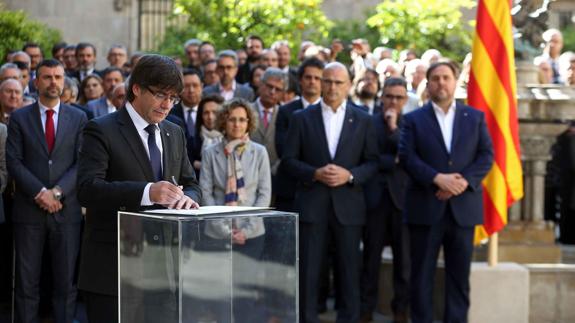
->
[200,126,223,151]
[224,135,249,206]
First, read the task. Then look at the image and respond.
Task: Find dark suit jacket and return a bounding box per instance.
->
[364,113,410,211]
[0,124,7,223]
[77,107,201,295]
[235,62,251,85]
[202,83,255,102]
[70,103,95,120]
[283,103,378,225]
[7,103,87,224]
[275,99,304,200]
[67,69,103,84]
[398,102,494,227]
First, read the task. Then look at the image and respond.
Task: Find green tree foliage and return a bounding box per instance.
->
[366,0,475,61]
[329,19,381,65]
[159,0,332,61]
[0,6,61,61]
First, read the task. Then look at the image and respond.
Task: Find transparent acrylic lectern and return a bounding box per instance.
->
[118,207,298,323]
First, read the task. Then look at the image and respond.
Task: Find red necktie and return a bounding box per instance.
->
[263,109,269,129]
[45,109,55,153]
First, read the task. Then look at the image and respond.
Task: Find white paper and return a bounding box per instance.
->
[143,205,271,215]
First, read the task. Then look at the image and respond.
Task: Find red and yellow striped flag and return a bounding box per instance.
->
[467,0,523,243]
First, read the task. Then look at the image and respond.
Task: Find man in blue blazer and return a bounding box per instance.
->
[7,59,87,323]
[283,62,378,323]
[398,61,493,323]
[85,67,124,118]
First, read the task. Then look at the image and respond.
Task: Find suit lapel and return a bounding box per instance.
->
[159,122,175,181]
[333,104,356,161]
[117,108,155,181]
[310,104,332,161]
[450,103,465,154]
[28,103,49,155]
[52,104,71,155]
[423,103,449,156]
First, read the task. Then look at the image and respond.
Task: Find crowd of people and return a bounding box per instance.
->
[0,27,569,323]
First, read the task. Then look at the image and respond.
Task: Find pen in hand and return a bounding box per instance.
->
[171,176,184,190]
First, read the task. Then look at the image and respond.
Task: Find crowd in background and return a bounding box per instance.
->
[0,27,573,323]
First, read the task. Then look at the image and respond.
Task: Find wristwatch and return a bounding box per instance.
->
[348,174,354,184]
[52,186,63,201]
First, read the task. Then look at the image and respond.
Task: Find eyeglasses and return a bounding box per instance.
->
[145,87,180,105]
[227,117,249,124]
[383,94,407,101]
[265,83,284,93]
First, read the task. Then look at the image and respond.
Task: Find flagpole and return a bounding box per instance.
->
[488,232,498,267]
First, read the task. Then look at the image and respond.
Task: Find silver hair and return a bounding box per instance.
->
[0,63,21,77]
[217,50,239,66]
[63,77,79,99]
[184,38,202,48]
[261,67,288,91]
[271,40,290,51]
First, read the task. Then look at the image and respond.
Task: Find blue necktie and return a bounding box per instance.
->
[186,109,195,137]
[145,124,162,181]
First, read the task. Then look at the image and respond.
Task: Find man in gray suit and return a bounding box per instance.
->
[251,67,287,178]
[203,50,255,102]
[7,59,87,323]
[85,66,124,118]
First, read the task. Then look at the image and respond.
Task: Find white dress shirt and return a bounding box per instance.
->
[220,81,237,101]
[182,103,198,125]
[106,98,116,114]
[321,99,347,159]
[125,102,164,205]
[302,97,320,109]
[432,100,456,153]
[39,100,60,134]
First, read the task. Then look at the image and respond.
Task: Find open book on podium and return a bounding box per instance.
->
[118,206,298,323]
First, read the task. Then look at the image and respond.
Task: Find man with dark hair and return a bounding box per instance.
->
[399,61,493,323]
[63,45,77,75]
[353,68,380,115]
[275,57,324,212]
[85,66,124,117]
[70,42,100,82]
[284,62,378,323]
[360,77,411,323]
[236,35,265,84]
[52,42,68,63]
[201,59,219,87]
[7,58,87,323]
[22,42,43,79]
[77,54,201,323]
[203,50,255,101]
[169,68,203,162]
[198,41,216,66]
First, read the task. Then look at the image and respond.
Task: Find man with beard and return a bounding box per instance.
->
[85,67,124,118]
[7,59,87,323]
[236,35,264,84]
[203,50,255,101]
[353,69,380,115]
[69,42,101,83]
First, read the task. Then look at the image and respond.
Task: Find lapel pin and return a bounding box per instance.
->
[166,132,170,137]
[349,118,353,123]
[464,113,468,117]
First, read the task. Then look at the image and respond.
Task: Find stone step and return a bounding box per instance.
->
[498,222,556,244]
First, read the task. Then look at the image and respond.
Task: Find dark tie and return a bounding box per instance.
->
[45,109,55,153]
[186,109,195,137]
[145,124,162,181]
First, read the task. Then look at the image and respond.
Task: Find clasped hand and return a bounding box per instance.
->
[34,189,62,214]
[314,164,351,187]
[433,173,469,201]
[149,181,199,210]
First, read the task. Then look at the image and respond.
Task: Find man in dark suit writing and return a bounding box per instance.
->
[283,62,378,323]
[398,61,493,323]
[77,54,201,323]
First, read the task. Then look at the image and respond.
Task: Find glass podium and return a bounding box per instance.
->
[118,208,298,323]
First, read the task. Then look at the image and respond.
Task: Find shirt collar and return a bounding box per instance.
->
[431,100,456,115]
[256,98,275,113]
[302,96,320,109]
[38,100,61,114]
[221,81,236,92]
[321,99,347,114]
[181,102,198,112]
[125,101,156,132]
